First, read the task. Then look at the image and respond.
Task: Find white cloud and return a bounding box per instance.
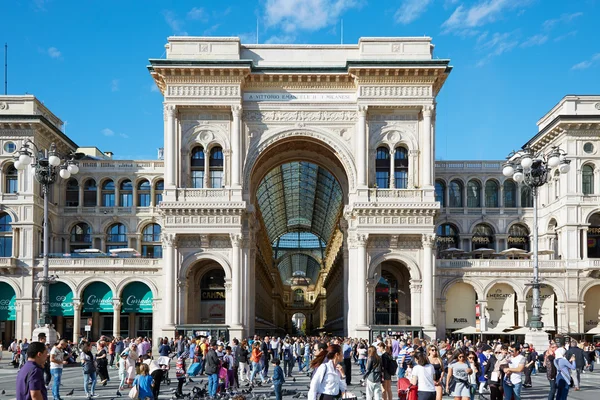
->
[265,0,359,32]
[47,47,61,59]
[203,24,220,36]
[111,79,119,92]
[554,31,577,42]
[543,12,583,31]
[571,53,600,70]
[395,0,433,25]
[163,10,188,35]
[442,0,528,34]
[187,7,206,21]
[265,35,296,44]
[119,133,129,139]
[520,34,548,48]
[475,31,519,67]
[101,128,115,137]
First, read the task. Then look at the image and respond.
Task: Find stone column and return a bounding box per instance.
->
[224,279,232,325]
[499,184,505,208]
[177,279,188,325]
[203,149,210,188]
[582,228,589,259]
[112,300,122,338]
[421,106,433,188]
[389,148,396,189]
[422,234,436,327]
[409,281,422,326]
[72,300,81,343]
[356,105,368,188]
[366,279,377,326]
[162,233,177,332]
[165,104,177,188]
[349,233,369,338]
[231,106,242,187]
[230,234,243,329]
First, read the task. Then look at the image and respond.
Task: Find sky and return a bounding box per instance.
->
[1,0,599,161]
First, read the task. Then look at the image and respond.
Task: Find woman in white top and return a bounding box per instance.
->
[308,344,347,400]
[411,351,436,400]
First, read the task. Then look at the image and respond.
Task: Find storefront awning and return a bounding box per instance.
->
[122,282,153,313]
[0,282,16,321]
[49,282,74,317]
[82,282,113,313]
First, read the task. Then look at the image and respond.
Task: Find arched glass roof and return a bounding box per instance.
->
[257,161,344,285]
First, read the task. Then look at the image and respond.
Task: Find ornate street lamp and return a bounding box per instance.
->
[14,140,80,342]
[502,146,570,344]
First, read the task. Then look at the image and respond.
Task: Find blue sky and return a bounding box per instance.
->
[1,0,599,160]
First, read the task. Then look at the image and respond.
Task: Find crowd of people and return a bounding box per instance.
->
[10,333,600,400]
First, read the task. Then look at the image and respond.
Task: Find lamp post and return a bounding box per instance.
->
[502,145,570,346]
[14,139,80,342]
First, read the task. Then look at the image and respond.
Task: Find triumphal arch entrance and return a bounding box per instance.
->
[150,36,451,340]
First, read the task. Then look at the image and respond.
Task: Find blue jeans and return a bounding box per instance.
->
[556,378,569,400]
[51,368,62,399]
[208,373,219,396]
[397,367,406,378]
[502,381,521,400]
[83,371,97,395]
[547,379,557,400]
[250,361,265,383]
[274,383,282,400]
[359,359,366,375]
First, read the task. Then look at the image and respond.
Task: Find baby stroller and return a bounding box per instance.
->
[158,356,172,385]
[397,377,417,400]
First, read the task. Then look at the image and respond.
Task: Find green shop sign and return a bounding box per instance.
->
[49,282,74,317]
[122,282,153,313]
[82,282,113,313]
[0,282,16,321]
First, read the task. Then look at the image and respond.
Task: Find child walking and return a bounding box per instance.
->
[272,359,285,400]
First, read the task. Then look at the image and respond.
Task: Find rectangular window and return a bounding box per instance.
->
[192,171,204,188]
[211,170,223,188]
[83,191,97,207]
[376,171,389,188]
[138,193,151,207]
[142,245,162,258]
[0,236,12,257]
[6,177,17,193]
[119,194,132,207]
[102,194,115,207]
[395,171,408,189]
[155,193,162,205]
[66,191,79,207]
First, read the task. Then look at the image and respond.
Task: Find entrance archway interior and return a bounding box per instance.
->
[292,313,307,334]
[373,261,411,326]
[251,138,349,333]
[186,261,226,325]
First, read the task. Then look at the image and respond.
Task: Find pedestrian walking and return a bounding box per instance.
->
[554,348,576,400]
[205,340,220,397]
[544,343,558,400]
[49,340,68,400]
[96,341,110,386]
[16,342,48,400]
[272,359,285,400]
[80,342,97,398]
[249,341,265,384]
[427,345,444,400]
[484,345,506,400]
[132,363,155,400]
[501,343,525,400]
[307,344,347,400]
[363,346,382,400]
[411,351,436,400]
[565,340,584,391]
[446,350,472,400]
[238,340,250,382]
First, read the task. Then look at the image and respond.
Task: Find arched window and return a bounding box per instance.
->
[191,146,205,188]
[472,223,495,250]
[394,147,408,189]
[70,222,91,251]
[4,164,18,194]
[83,179,97,207]
[0,213,13,257]
[294,289,305,304]
[504,180,516,208]
[200,268,225,323]
[102,180,115,207]
[137,180,151,207]
[375,147,390,188]
[119,180,133,207]
[141,223,162,258]
[449,180,463,207]
[209,146,224,188]
[485,180,499,208]
[521,186,533,207]
[154,180,164,205]
[467,180,481,207]
[435,180,446,207]
[508,224,530,251]
[582,164,594,195]
[374,271,399,325]
[106,223,127,251]
[65,178,79,207]
[436,223,460,253]
[588,213,600,258]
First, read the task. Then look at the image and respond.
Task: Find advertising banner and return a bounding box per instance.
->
[121,282,153,313]
[49,282,74,317]
[0,282,16,321]
[82,282,113,313]
[445,283,476,329]
[486,284,515,329]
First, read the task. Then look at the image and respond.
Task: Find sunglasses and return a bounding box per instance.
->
[468,357,475,360]
[495,352,502,354]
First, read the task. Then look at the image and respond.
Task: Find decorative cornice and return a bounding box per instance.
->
[360,85,432,98]
[167,85,240,98]
[243,110,357,122]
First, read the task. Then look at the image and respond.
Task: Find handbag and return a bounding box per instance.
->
[128,381,139,400]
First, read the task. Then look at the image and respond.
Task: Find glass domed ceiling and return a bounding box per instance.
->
[256,161,344,284]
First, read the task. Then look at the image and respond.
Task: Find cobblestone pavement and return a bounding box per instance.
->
[0,353,598,400]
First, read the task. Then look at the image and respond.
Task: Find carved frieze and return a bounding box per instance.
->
[243,110,357,122]
[167,85,240,97]
[360,86,432,98]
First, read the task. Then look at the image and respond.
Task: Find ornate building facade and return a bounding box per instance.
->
[0,37,598,344]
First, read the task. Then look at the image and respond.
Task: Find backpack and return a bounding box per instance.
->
[387,357,398,375]
[300,345,305,356]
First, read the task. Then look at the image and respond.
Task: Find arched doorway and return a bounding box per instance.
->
[525,285,557,331]
[508,224,530,251]
[584,285,600,334]
[121,281,154,338]
[445,282,478,336]
[372,261,411,326]
[0,282,16,344]
[186,263,226,325]
[292,313,307,334]
[485,283,517,331]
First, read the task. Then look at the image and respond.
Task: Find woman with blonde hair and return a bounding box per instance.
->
[133,362,155,400]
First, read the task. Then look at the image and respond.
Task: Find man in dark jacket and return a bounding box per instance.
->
[261,336,271,381]
[565,340,585,391]
[205,340,220,397]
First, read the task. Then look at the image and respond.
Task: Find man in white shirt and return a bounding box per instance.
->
[50,340,68,400]
[502,344,526,400]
